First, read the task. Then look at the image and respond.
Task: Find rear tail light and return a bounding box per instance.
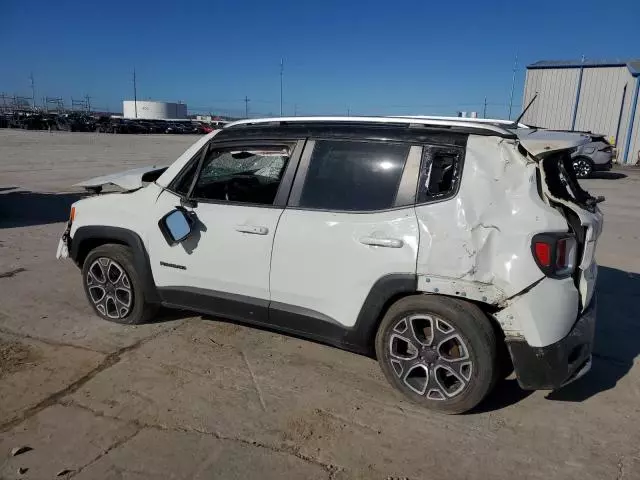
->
[531,233,577,278]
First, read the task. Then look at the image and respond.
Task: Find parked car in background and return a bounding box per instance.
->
[396,116,614,178]
[57,116,603,414]
[570,134,614,178]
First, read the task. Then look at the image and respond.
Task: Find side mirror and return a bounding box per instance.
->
[159,208,194,245]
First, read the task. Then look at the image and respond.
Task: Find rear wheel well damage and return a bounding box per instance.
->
[382,290,513,376]
[71,226,161,304]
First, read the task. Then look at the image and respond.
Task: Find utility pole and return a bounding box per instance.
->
[347,106,351,116]
[85,95,92,113]
[508,55,518,120]
[29,72,35,110]
[244,96,250,118]
[133,68,138,119]
[294,103,297,116]
[483,96,487,118]
[279,58,284,117]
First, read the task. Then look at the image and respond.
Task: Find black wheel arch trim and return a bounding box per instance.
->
[71,226,161,303]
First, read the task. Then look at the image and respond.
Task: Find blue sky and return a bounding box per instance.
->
[2,0,638,118]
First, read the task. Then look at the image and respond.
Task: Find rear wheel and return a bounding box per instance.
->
[375,295,498,414]
[82,244,157,324]
[572,157,593,178]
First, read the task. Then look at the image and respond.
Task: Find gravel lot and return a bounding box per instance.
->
[1,130,639,479]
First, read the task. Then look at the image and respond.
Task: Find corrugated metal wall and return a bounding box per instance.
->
[574,67,632,144]
[629,89,640,164]
[522,66,640,164]
[522,69,579,129]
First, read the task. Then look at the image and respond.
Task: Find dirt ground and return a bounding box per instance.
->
[1,130,639,480]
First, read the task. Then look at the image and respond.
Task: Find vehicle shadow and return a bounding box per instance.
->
[546,266,640,402]
[0,189,84,228]
[589,171,627,180]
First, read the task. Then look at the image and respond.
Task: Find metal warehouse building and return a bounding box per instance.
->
[122,101,187,120]
[521,59,640,164]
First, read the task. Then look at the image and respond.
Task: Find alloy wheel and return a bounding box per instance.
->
[387,314,473,400]
[573,158,591,178]
[86,257,133,319]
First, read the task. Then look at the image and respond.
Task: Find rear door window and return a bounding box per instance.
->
[297,140,409,211]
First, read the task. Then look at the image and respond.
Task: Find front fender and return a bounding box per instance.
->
[71,226,160,304]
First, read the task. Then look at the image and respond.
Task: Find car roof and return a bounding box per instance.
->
[389,115,529,128]
[224,116,515,138]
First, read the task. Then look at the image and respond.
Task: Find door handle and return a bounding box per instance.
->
[235,225,269,235]
[359,236,404,248]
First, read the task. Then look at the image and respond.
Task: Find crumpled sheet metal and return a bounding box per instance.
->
[415,135,568,304]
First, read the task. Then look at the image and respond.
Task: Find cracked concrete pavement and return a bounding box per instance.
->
[1,130,640,479]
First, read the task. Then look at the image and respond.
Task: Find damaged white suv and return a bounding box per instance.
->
[57,117,603,413]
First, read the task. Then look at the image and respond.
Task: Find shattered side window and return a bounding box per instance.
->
[191,145,291,205]
[417,146,463,203]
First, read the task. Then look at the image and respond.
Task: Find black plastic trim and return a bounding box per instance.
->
[71,226,161,303]
[158,274,417,355]
[506,296,596,390]
[346,274,417,353]
[158,207,196,246]
[159,286,269,324]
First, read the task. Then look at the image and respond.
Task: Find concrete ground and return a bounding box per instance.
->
[1,129,639,480]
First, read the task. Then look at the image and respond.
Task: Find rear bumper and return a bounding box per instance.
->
[506,297,596,390]
[593,159,613,171]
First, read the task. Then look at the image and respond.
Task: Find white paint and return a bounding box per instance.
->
[269,208,419,328]
[514,128,591,157]
[123,100,187,120]
[537,155,604,312]
[148,189,282,300]
[62,125,602,351]
[495,277,579,347]
[74,165,168,191]
[414,135,592,347]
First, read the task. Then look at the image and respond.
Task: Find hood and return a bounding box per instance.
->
[74,165,168,191]
[515,128,592,159]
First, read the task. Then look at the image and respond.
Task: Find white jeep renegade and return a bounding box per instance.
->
[57,116,603,413]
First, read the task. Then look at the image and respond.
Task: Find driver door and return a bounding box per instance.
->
[148,139,304,322]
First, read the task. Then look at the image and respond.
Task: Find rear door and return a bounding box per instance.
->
[269,139,421,330]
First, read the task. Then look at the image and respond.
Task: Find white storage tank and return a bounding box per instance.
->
[122,101,187,120]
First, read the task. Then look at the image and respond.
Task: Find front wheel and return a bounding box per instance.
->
[375,295,499,414]
[82,244,157,324]
[572,157,593,178]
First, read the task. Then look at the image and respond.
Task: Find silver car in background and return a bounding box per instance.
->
[393,116,614,179]
[570,133,614,178]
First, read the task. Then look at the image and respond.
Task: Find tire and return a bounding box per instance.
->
[375,295,498,414]
[572,157,593,178]
[81,244,157,325]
